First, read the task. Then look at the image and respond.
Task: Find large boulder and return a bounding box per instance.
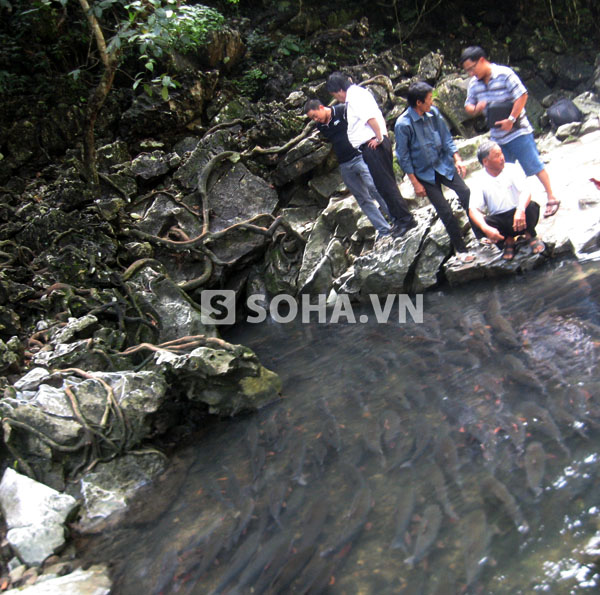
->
[335,210,433,298]
[0,469,78,566]
[207,161,279,231]
[272,134,331,187]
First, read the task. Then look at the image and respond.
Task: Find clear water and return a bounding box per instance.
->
[77,259,600,594]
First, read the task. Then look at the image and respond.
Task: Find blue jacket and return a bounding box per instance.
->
[394,105,457,184]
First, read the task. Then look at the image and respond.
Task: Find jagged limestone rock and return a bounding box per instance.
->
[207,162,278,231]
[130,151,180,180]
[155,344,281,415]
[0,468,78,566]
[77,453,166,532]
[125,265,217,342]
[4,565,111,594]
[336,216,431,297]
[411,218,452,292]
[272,135,331,187]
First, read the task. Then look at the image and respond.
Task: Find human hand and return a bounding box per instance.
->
[494,119,514,131]
[475,100,487,114]
[412,180,427,197]
[512,209,526,232]
[368,137,381,150]
[485,227,504,242]
[455,161,466,178]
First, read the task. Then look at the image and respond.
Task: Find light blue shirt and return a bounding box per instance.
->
[465,63,533,144]
[394,105,458,184]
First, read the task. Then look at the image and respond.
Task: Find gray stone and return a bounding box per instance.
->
[435,75,471,132]
[272,135,331,186]
[173,129,233,191]
[78,453,166,532]
[411,218,452,292]
[207,162,278,231]
[552,54,594,90]
[0,337,21,373]
[157,344,282,416]
[279,207,321,239]
[130,151,178,179]
[0,469,78,566]
[12,368,50,392]
[132,191,203,239]
[556,121,582,141]
[126,264,217,342]
[96,141,131,173]
[573,92,600,118]
[417,52,444,82]
[308,171,344,201]
[51,315,98,344]
[581,116,600,136]
[4,565,111,594]
[299,238,348,296]
[336,216,430,297]
[296,196,364,290]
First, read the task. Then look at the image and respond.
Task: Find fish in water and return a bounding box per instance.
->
[320,466,373,558]
[390,483,416,552]
[429,462,459,521]
[433,431,462,487]
[519,400,571,456]
[480,473,528,534]
[524,440,546,497]
[381,408,403,450]
[502,354,546,393]
[404,504,443,567]
[461,508,495,588]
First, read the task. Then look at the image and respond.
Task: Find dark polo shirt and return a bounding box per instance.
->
[316,104,360,164]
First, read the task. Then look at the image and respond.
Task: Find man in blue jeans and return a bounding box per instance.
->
[304,99,395,240]
[325,72,417,237]
[395,81,475,262]
[461,45,560,218]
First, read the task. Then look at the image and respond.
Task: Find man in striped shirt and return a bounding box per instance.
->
[460,46,560,218]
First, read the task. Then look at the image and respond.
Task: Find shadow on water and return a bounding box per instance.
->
[76,259,600,594]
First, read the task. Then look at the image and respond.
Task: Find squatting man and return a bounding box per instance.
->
[469,140,545,261]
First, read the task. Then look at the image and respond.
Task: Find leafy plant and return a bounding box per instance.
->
[235,67,267,97]
[277,34,302,57]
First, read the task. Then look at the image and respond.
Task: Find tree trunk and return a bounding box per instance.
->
[82,57,117,187]
[79,0,118,189]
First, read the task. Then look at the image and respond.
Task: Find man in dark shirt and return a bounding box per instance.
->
[304,99,393,239]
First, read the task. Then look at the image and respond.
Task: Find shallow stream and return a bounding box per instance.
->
[78,258,600,594]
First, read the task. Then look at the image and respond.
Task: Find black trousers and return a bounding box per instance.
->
[360,136,415,226]
[418,171,472,252]
[484,202,540,240]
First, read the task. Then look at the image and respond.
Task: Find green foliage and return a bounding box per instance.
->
[163,4,225,54]
[277,34,302,57]
[235,67,267,97]
[246,29,277,60]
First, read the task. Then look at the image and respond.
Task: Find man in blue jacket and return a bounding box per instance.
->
[395,81,474,261]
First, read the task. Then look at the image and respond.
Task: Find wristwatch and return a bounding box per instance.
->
[508,115,516,123]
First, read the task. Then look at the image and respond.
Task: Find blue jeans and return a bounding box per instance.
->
[500,133,544,176]
[339,154,392,235]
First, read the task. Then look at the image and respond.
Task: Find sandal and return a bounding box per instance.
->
[544,200,560,218]
[529,238,545,254]
[456,252,476,263]
[502,244,515,260]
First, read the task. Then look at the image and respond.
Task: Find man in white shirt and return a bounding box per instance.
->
[326,72,417,237]
[469,140,545,261]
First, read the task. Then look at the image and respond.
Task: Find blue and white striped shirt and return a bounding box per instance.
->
[465,64,533,144]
